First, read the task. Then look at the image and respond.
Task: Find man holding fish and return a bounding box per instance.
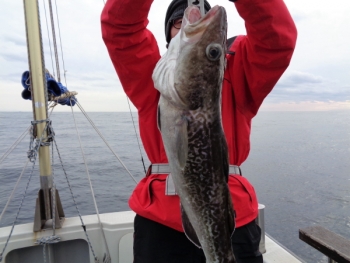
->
[101,0,297,262]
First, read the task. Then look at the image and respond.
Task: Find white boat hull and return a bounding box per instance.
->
[0,211,302,263]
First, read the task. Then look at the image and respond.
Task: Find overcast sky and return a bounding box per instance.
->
[0,0,349,112]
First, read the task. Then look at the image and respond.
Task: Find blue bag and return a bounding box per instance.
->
[21,70,76,106]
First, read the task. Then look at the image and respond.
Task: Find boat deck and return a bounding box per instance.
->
[0,211,303,263]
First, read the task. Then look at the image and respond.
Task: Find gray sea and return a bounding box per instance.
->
[0,110,349,263]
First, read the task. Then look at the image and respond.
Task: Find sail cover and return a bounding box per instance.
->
[21,70,76,106]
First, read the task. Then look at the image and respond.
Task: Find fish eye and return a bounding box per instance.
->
[206,44,222,61]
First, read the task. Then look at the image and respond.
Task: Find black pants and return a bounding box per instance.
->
[133,215,263,263]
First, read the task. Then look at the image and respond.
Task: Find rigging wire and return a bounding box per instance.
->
[0,121,50,262]
[41,0,56,79]
[47,0,61,82]
[0,1,123,261]
[48,106,56,237]
[48,104,101,262]
[49,0,143,180]
[2,108,54,227]
[53,0,68,87]
[12,0,140,195]
[45,0,144,182]
[0,127,30,165]
[0,160,30,224]
[126,98,146,174]
[75,100,138,184]
[101,0,147,175]
[52,133,100,263]
[69,100,111,262]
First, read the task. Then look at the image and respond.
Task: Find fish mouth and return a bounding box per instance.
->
[187,5,222,25]
[181,5,225,44]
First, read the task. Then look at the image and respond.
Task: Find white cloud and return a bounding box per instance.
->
[260,100,350,111]
[270,71,350,103]
[0,0,349,112]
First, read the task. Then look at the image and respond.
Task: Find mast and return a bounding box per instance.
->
[23,0,64,232]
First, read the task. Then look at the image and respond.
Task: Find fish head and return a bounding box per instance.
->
[175,5,227,110]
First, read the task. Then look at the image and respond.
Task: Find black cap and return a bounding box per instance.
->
[164,0,211,44]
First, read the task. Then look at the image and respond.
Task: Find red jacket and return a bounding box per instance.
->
[101,0,297,231]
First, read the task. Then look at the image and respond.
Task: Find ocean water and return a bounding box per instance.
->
[0,110,349,263]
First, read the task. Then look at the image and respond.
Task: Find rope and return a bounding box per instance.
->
[35,236,61,263]
[51,91,78,101]
[126,97,147,174]
[103,253,111,263]
[36,235,61,245]
[75,100,138,184]
[27,119,53,162]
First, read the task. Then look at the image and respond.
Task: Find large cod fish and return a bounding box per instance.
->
[153,5,236,263]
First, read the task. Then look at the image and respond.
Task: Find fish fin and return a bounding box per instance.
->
[175,116,188,168]
[222,135,235,235]
[157,105,161,131]
[227,192,236,237]
[181,204,201,248]
[222,135,229,182]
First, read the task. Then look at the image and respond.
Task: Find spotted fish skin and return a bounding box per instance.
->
[153,5,236,263]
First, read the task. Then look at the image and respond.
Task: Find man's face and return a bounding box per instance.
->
[170,18,182,39]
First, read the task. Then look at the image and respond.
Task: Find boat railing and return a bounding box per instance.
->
[299,225,350,263]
